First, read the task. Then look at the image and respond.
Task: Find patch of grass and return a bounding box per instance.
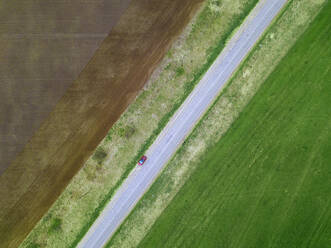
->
[136,4,331,247]
[107,0,328,247]
[175,66,185,77]
[48,218,62,234]
[164,63,172,70]
[26,243,41,248]
[166,50,173,58]
[124,126,136,139]
[92,147,107,164]
[105,129,114,142]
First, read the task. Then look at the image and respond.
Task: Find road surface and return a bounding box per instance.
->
[78,0,287,247]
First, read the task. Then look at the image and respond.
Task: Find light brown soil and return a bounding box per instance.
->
[0,0,131,174]
[0,0,204,247]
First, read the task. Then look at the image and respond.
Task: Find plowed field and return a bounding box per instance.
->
[0,0,131,173]
[0,0,203,247]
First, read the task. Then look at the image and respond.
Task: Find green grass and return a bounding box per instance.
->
[175,66,185,77]
[48,218,62,234]
[92,147,107,164]
[26,243,40,248]
[136,3,331,247]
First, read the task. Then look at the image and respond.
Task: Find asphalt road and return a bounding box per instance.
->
[78,0,287,247]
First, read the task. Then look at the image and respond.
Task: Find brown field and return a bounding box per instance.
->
[0,0,131,174]
[0,0,204,247]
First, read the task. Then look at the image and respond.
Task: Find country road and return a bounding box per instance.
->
[78,0,287,247]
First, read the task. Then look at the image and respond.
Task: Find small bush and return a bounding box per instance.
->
[115,125,136,139]
[105,130,114,142]
[49,218,62,233]
[27,243,41,248]
[175,66,185,77]
[85,166,97,181]
[165,63,172,70]
[125,126,136,139]
[92,147,107,164]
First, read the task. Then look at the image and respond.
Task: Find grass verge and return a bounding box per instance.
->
[107,0,328,247]
[20,0,259,247]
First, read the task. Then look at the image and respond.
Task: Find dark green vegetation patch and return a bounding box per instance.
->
[92,147,107,164]
[138,3,331,247]
[48,218,62,234]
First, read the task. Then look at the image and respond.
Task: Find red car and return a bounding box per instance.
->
[138,155,147,166]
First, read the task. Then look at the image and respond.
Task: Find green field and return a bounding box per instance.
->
[137,3,331,247]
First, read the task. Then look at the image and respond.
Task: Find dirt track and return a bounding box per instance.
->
[0,0,204,247]
[0,0,131,174]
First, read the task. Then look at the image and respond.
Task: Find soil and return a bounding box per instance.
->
[0,0,204,247]
[0,0,131,174]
